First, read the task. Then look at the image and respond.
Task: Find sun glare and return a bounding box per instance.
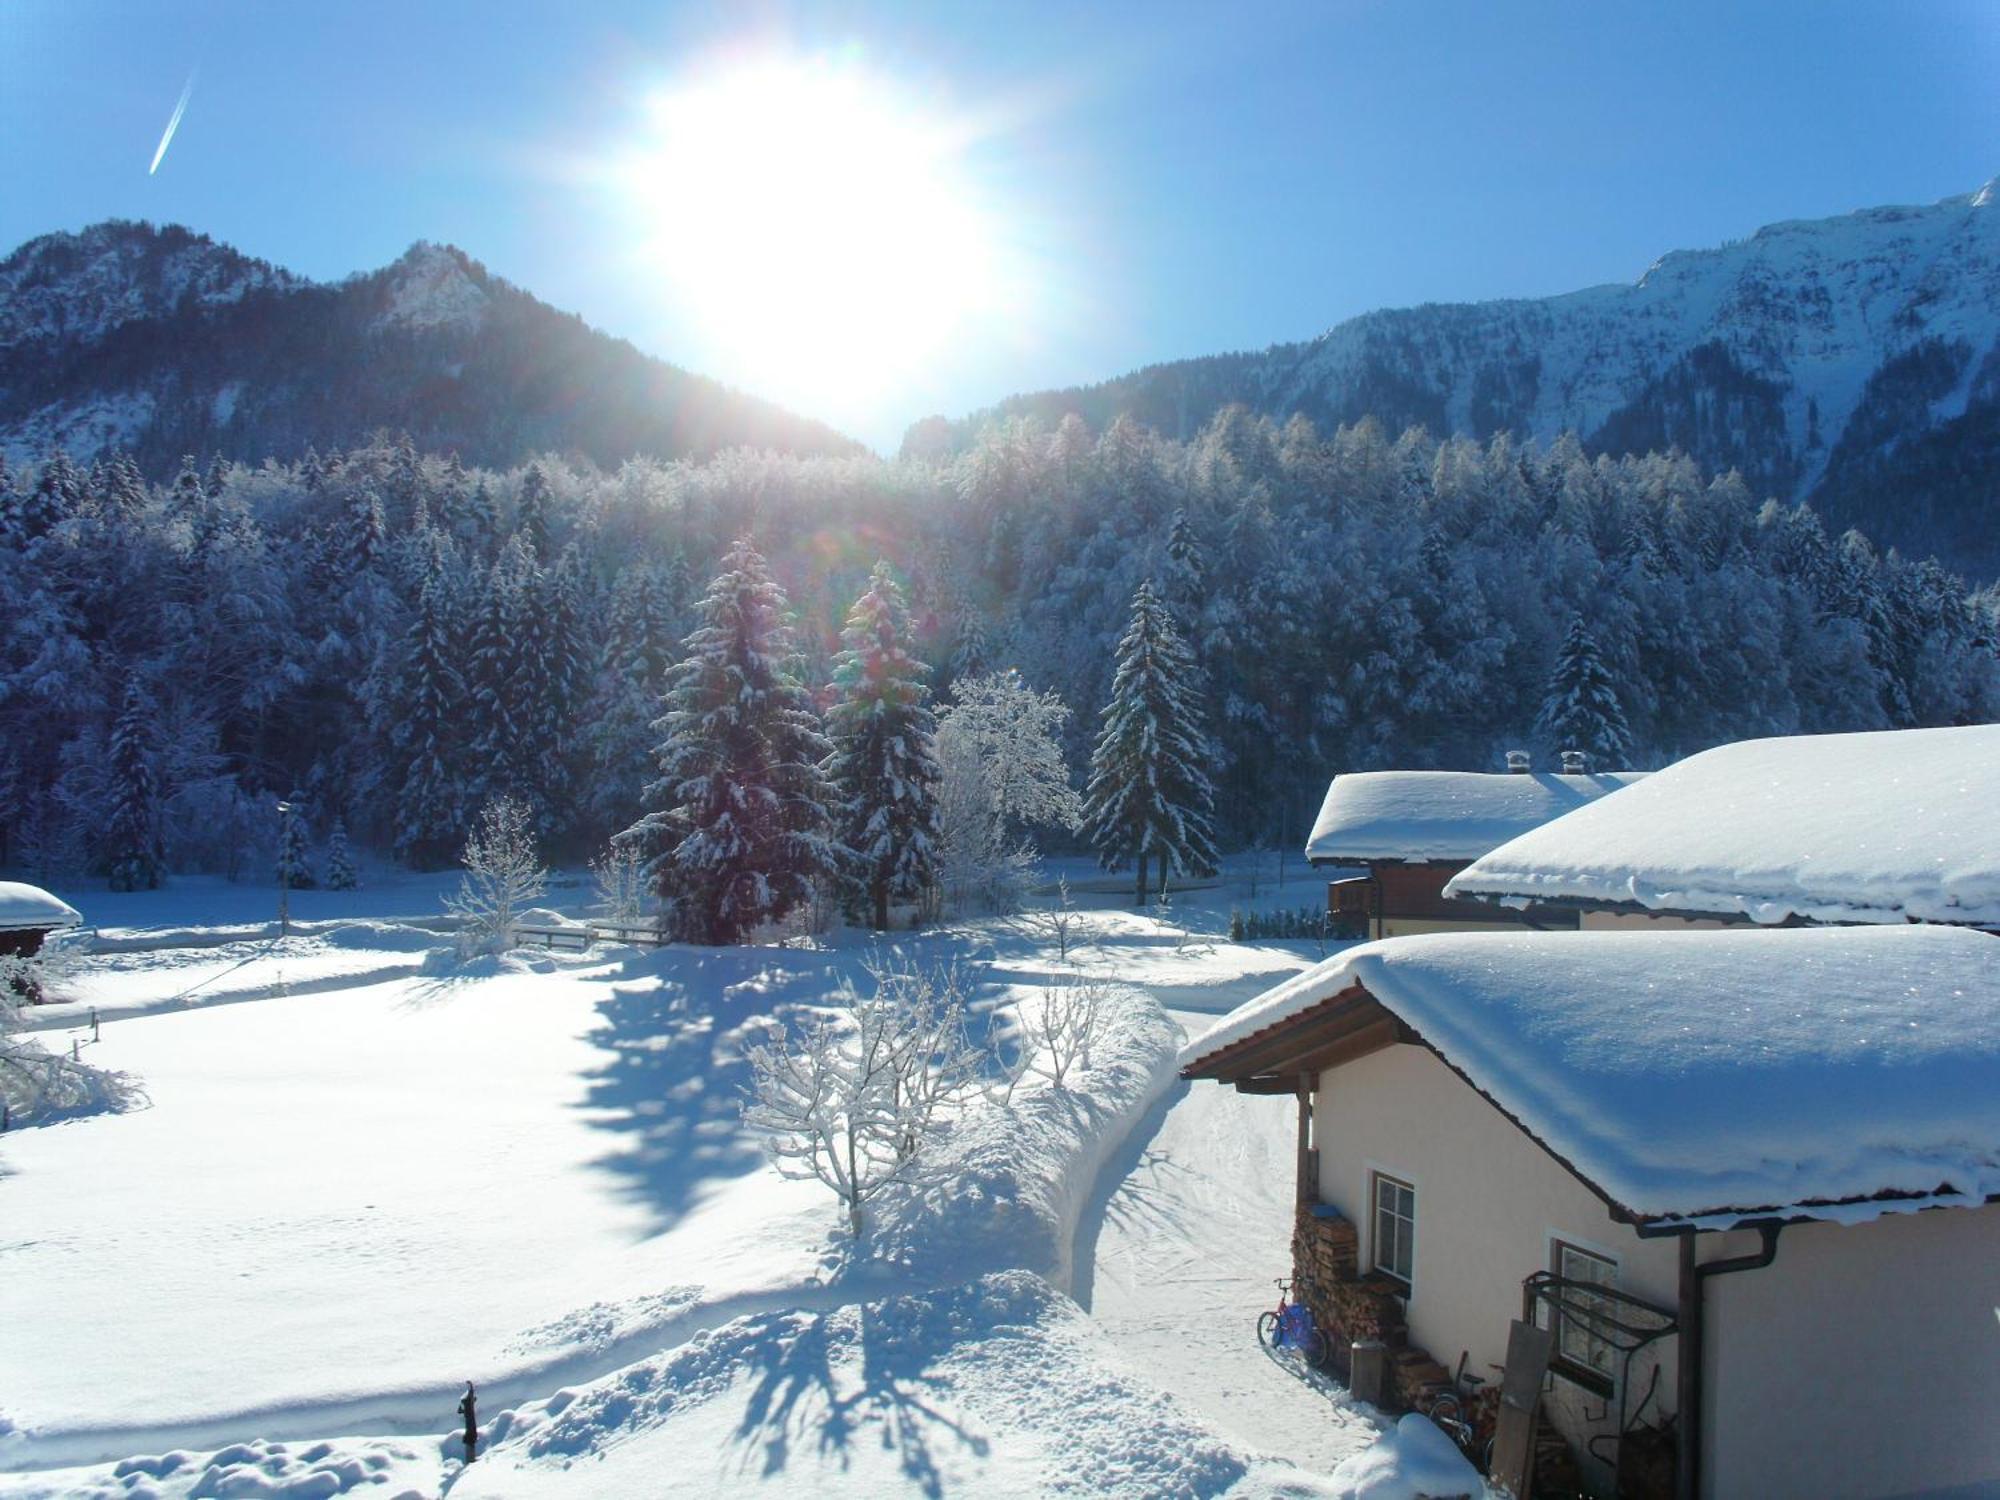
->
[616,54,1014,427]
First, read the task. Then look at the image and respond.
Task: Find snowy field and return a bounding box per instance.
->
[0,856,1415,1498]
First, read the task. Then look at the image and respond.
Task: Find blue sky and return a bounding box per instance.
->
[3,1,1996,451]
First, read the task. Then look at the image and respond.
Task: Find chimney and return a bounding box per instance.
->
[1505,750,1531,775]
[1560,749,1590,775]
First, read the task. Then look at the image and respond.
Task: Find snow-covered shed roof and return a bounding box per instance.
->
[1445,725,2000,927]
[0,881,81,934]
[1179,925,2000,1226]
[1305,770,1646,864]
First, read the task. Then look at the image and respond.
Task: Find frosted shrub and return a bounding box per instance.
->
[444,797,547,957]
[1,946,120,1122]
[1012,976,1109,1092]
[741,958,984,1239]
[590,841,646,926]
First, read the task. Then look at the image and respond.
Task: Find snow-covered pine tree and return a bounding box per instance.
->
[586,563,683,839]
[620,535,839,945]
[1537,615,1634,768]
[516,464,551,560]
[464,536,540,816]
[16,451,79,545]
[1164,507,1206,623]
[826,562,941,930]
[325,817,358,889]
[103,675,164,892]
[277,791,317,890]
[949,606,989,685]
[1082,579,1219,905]
[165,455,206,525]
[393,563,468,867]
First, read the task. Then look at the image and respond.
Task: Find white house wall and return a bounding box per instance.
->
[1313,1040,2000,1498]
[1703,1204,2000,1498]
[1313,1042,1682,1492]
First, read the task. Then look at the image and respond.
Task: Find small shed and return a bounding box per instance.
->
[0,881,83,1002]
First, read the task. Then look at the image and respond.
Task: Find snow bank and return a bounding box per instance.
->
[872,983,1181,1293]
[1325,1414,1484,1500]
[1305,771,1643,864]
[454,1271,1335,1499]
[1182,925,2000,1223]
[0,1435,440,1500]
[0,882,80,934]
[1446,725,2000,926]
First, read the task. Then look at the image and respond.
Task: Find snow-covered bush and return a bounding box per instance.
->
[444,796,547,956]
[1,952,134,1125]
[589,840,646,925]
[1010,976,1110,1091]
[1034,874,1080,963]
[741,958,984,1239]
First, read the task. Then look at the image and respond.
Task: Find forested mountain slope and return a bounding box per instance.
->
[4,413,1993,881]
[938,180,2000,576]
[0,221,860,473]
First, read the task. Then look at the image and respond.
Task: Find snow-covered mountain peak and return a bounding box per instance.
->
[373,241,490,332]
[1973,176,1997,210]
[0,221,304,354]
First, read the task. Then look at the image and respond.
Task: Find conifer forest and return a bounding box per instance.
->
[4,408,1995,891]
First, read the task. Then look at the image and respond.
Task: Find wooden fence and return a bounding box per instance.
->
[511,919,667,952]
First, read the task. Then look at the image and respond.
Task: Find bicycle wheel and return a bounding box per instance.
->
[1422,1392,1463,1426]
[1256,1310,1280,1349]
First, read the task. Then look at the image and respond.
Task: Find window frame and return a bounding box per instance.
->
[1368,1168,1417,1294]
[1546,1235,1620,1398]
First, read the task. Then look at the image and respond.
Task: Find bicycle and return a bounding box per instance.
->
[1416,1350,1497,1471]
[1256,1277,1333,1370]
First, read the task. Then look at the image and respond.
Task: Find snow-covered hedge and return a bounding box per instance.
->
[869,981,1180,1292]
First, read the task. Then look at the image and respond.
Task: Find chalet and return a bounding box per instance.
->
[1444,723,2000,932]
[1188,726,2000,1499]
[1184,926,2000,1500]
[0,881,81,1003]
[1306,756,1644,940]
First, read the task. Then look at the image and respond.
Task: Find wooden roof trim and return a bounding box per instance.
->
[1181,984,1383,1082]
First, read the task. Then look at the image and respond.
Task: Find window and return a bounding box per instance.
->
[1551,1239,1619,1394]
[1371,1172,1415,1290]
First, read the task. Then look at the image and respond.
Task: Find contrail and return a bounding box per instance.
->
[149,73,196,175]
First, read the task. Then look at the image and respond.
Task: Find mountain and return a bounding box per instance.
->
[0,220,860,472]
[939,180,2000,576]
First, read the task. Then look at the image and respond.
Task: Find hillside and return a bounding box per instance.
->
[0,221,861,472]
[943,180,2000,576]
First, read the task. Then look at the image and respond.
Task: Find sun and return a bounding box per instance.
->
[614,53,1009,426]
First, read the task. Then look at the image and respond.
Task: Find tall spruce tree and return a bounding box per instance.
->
[621,536,839,945]
[393,565,469,867]
[1537,615,1634,768]
[516,465,551,560]
[826,562,941,930]
[277,791,317,890]
[104,675,164,891]
[1082,579,1218,905]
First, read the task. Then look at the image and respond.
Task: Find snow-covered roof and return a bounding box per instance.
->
[1180,924,2000,1226]
[1446,725,2000,927]
[1305,770,1646,864]
[0,881,81,933]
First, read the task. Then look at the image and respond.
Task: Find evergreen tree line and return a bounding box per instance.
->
[2,406,1994,890]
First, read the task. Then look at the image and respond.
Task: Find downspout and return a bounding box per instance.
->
[1674,1222,1784,1500]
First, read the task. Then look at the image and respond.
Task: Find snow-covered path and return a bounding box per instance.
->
[1076,1003,1381,1474]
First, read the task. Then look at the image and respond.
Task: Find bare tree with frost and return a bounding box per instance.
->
[741,959,983,1239]
[444,796,546,956]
